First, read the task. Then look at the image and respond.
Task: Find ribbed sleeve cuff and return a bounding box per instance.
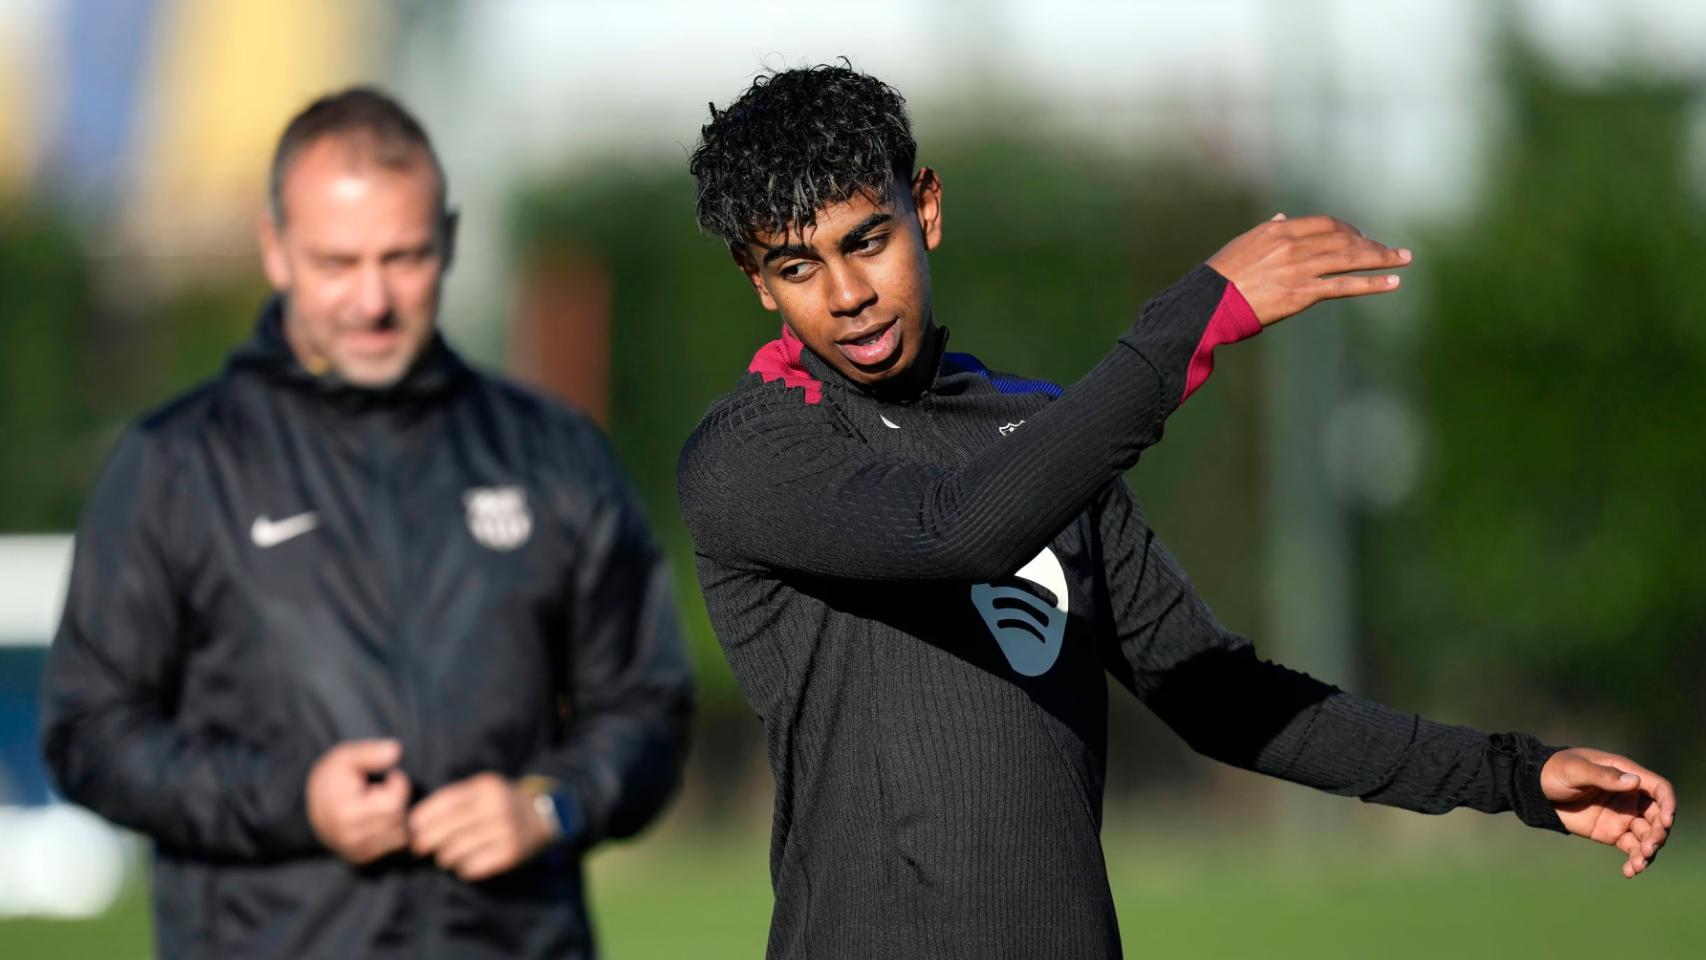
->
[1493,732,1568,834]
[1117,263,1233,417]
[1180,277,1262,404]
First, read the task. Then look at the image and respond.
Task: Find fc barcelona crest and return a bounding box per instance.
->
[464,486,533,551]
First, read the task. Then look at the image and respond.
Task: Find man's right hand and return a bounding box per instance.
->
[306,738,412,865]
[1206,214,1412,326]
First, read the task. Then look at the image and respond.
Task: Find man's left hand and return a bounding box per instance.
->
[1541,747,1678,879]
[408,773,556,882]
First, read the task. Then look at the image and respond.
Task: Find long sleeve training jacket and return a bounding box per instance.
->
[42,299,694,960]
[677,264,1563,960]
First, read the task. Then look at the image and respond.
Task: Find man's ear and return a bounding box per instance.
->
[258,211,290,291]
[440,207,461,271]
[912,167,943,252]
[732,246,780,312]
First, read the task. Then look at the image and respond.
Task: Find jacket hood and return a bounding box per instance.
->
[226,296,469,408]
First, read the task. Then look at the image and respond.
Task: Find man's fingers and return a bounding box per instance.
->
[1632,818,1668,859]
[410,807,469,857]
[410,782,474,830]
[1642,795,1676,833]
[372,769,411,808]
[455,847,516,883]
[435,823,503,874]
[342,818,411,865]
[1615,831,1642,866]
[1637,770,1679,826]
[1311,274,1402,303]
[337,800,411,851]
[1303,240,1412,277]
[1585,761,1643,793]
[1605,758,1677,824]
[1551,753,1640,797]
[410,792,484,855]
[1614,830,1652,877]
[339,738,404,774]
[362,823,412,862]
[1274,214,1351,238]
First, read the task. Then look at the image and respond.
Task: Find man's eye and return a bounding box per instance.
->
[855,234,889,254]
[780,262,815,281]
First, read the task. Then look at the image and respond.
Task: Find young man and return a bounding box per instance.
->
[678,65,1676,959]
[43,88,694,959]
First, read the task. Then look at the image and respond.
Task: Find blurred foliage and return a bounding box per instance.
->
[511,130,1266,710]
[0,203,267,533]
[1367,46,1706,775]
[0,209,95,530]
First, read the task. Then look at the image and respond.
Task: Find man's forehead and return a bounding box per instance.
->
[279,135,441,215]
[747,186,905,251]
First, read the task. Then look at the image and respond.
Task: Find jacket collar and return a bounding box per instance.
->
[791,323,957,406]
[226,296,469,408]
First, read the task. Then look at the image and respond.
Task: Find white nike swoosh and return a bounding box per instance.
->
[880,415,901,429]
[251,512,320,549]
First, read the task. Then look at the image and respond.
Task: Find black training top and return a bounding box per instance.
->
[678,264,1564,960]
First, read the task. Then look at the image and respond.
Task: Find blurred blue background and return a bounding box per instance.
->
[1,1,1702,955]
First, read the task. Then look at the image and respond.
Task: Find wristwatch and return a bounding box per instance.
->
[518,776,578,845]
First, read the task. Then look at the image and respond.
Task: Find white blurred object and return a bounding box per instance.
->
[0,804,134,918]
[0,535,73,647]
[1324,391,1426,511]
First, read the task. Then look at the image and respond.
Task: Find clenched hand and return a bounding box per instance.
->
[1542,747,1678,879]
[306,738,412,865]
[408,773,556,882]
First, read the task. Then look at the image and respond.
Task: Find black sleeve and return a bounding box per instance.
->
[1093,478,1566,831]
[679,264,1233,583]
[41,428,321,859]
[526,441,695,848]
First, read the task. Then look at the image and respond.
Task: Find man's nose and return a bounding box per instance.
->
[827,263,877,318]
[354,264,393,321]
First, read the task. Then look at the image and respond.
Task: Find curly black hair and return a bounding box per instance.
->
[690,63,917,250]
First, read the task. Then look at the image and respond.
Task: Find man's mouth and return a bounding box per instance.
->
[341,323,405,357]
[836,319,900,368]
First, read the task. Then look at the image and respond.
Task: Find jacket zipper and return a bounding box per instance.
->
[921,391,972,461]
[366,414,441,953]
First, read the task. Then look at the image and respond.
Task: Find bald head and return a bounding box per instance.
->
[269,86,447,229]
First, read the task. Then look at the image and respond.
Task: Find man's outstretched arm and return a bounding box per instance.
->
[682,216,1409,583]
[1094,479,1676,878]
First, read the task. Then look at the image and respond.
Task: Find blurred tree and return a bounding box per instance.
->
[0,202,266,531]
[0,208,94,531]
[1367,44,1706,779]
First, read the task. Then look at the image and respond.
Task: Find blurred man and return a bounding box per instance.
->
[678,65,1676,959]
[42,88,694,960]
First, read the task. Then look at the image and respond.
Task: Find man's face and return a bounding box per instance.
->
[259,136,450,388]
[738,171,943,387]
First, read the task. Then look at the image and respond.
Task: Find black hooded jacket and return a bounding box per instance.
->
[42,299,694,959]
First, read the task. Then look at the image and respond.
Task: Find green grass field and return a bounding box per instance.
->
[4,820,1699,959]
